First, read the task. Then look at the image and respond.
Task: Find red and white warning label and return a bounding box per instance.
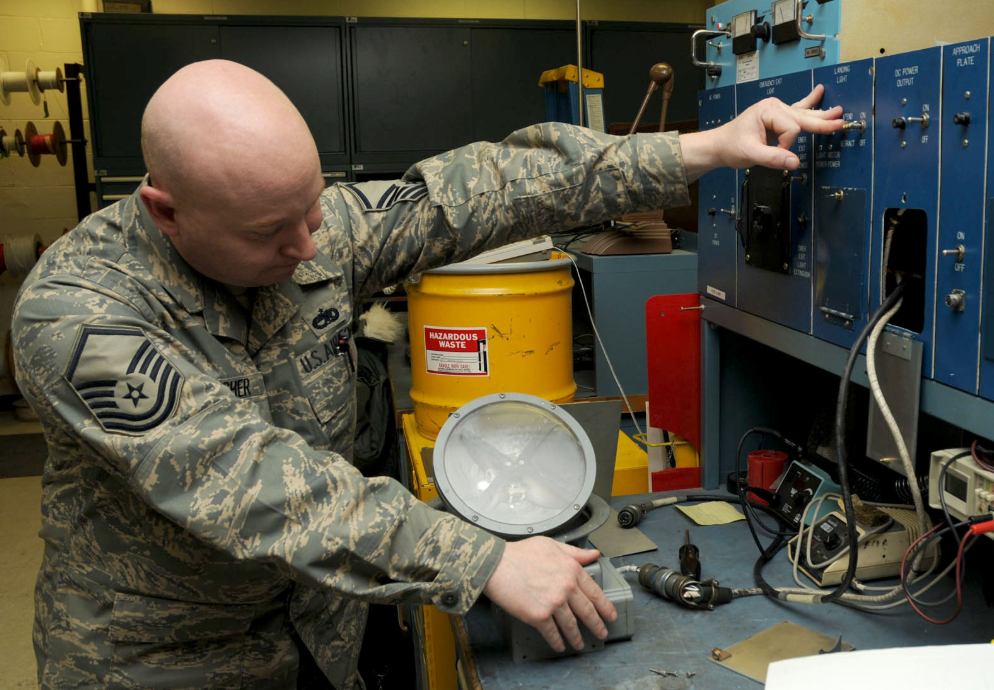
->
[424,326,489,376]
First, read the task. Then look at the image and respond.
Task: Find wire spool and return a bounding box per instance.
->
[2,234,42,276]
[0,127,26,159]
[36,67,64,93]
[0,58,42,105]
[25,121,67,166]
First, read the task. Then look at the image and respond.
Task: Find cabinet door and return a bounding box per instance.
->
[588,26,703,130]
[352,25,472,159]
[469,27,576,143]
[85,22,220,165]
[219,25,348,164]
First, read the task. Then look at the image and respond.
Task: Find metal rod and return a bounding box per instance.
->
[629,84,658,135]
[575,0,583,127]
[64,62,92,221]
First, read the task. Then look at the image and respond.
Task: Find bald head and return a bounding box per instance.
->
[138,60,326,287]
[141,60,319,207]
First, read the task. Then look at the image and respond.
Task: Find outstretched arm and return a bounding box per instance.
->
[680,84,844,182]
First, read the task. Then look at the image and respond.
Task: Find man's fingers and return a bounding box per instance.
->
[793,107,846,132]
[796,104,845,121]
[553,605,584,651]
[535,615,567,653]
[743,139,800,170]
[562,544,601,565]
[791,84,825,109]
[760,110,802,151]
[576,568,617,623]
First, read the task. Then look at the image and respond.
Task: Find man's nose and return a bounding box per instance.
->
[282,219,317,262]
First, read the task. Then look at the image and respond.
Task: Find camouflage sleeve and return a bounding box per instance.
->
[12,277,503,615]
[317,122,689,299]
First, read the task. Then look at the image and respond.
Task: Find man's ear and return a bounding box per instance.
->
[140,185,180,239]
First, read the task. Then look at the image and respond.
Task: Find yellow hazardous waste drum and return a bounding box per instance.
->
[407,252,576,439]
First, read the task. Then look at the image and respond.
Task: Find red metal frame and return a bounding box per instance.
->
[645,293,702,491]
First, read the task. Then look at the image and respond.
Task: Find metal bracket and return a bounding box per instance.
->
[795,0,826,41]
[691,29,731,78]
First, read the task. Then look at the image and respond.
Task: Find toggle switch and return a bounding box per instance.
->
[941,244,966,262]
[842,119,866,134]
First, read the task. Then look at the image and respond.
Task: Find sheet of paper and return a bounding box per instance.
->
[766,644,994,689]
[588,508,657,558]
[676,502,745,526]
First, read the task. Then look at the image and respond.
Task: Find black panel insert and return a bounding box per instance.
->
[740,167,792,274]
[882,208,928,334]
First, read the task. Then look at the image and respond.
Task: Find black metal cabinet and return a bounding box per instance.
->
[349,19,580,171]
[219,24,349,166]
[352,24,473,160]
[81,15,701,194]
[82,15,351,180]
[587,22,704,129]
[83,19,220,171]
[469,27,576,143]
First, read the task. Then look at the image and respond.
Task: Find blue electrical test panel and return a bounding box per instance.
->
[734,69,814,333]
[936,39,990,394]
[870,47,942,378]
[697,85,739,307]
[699,0,840,91]
[811,58,874,349]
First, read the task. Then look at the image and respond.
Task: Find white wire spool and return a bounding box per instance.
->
[0,127,26,159]
[3,234,42,276]
[0,59,42,105]
[36,67,64,93]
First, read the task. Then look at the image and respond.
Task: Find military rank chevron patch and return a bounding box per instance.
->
[64,325,184,434]
[341,180,428,211]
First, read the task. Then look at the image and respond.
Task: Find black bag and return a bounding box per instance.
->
[352,337,397,478]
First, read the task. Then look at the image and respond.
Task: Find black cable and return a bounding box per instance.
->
[752,533,791,599]
[938,451,972,541]
[826,282,907,605]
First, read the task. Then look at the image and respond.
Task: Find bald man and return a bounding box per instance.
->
[13,60,841,689]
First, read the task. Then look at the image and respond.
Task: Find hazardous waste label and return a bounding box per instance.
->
[424,326,489,376]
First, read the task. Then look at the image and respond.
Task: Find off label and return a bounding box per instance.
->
[424,326,489,376]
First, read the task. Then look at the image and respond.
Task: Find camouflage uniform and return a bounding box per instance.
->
[13,123,688,689]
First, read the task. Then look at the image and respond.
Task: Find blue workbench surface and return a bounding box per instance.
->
[462,490,991,689]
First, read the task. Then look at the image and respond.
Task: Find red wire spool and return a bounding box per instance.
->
[25,121,67,167]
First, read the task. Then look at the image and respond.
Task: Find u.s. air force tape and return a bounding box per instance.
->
[64,325,184,434]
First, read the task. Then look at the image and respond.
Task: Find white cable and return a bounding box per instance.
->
[556,248,643,436]
[865,290,929,532]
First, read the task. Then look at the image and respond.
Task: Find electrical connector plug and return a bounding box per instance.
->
[968,516,994,537]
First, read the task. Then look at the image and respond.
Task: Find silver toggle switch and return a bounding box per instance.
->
[941,245,966,262]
